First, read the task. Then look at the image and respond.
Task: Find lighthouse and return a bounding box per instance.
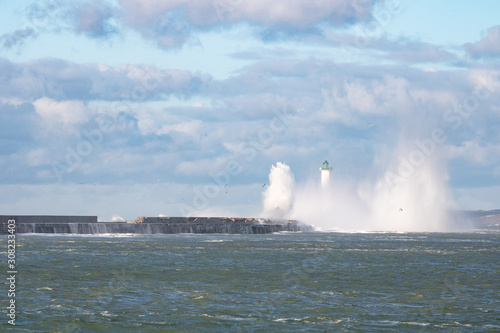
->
[320,160,333,188]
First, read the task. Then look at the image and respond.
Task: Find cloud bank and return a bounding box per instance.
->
[1,1,499,218]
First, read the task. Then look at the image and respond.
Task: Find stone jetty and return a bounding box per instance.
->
[0,215,301,234]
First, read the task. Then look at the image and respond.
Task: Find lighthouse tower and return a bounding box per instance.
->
[320,160,333,189]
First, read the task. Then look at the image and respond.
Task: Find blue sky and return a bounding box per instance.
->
[1,0,499,220]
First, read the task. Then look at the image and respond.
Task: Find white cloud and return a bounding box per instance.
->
[0,97,27,106]
[449,141,500,165]
[136,115,157,136]
[386,41,456,63]
[467,69,500,94]
[465,25,500,59]
[74,0,117,38]
[26,148,52,167]
[33,97,88,125]
[118,0,377,48]
[330,75,411,115]
[0,27,38,49]
[175,156,230,175]
[120,0,376,27]
[157,119,202,137]
[0,58,212,101]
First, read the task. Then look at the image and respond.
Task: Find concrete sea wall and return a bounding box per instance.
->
[0,216,300,234]
[0,215,97,224]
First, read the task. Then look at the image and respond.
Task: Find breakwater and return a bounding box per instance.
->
[0,216,300,234]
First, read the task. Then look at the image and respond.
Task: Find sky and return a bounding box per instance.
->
[1,0,499,221]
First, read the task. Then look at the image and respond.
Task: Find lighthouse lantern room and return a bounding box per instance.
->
[320,160,333,188]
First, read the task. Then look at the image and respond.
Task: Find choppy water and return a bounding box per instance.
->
[2,230,499,332]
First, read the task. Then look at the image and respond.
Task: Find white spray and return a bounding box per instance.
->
[261,154,471,232]
[359,139,460,232]
[261,162,295,219]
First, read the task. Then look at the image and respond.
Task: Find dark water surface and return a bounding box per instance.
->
[2,231,499,332]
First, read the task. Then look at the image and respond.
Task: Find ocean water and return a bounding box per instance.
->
[2,229,499,332]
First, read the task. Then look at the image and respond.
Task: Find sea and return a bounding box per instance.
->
[2,225,499,332]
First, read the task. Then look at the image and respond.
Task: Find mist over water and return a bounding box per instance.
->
[262,148,472,232]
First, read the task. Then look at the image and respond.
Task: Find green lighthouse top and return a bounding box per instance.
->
[320,160,332,171]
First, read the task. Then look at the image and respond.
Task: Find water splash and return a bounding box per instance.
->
[360,147,460,232]
[261,162,294,219]
[261,156,472,232]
